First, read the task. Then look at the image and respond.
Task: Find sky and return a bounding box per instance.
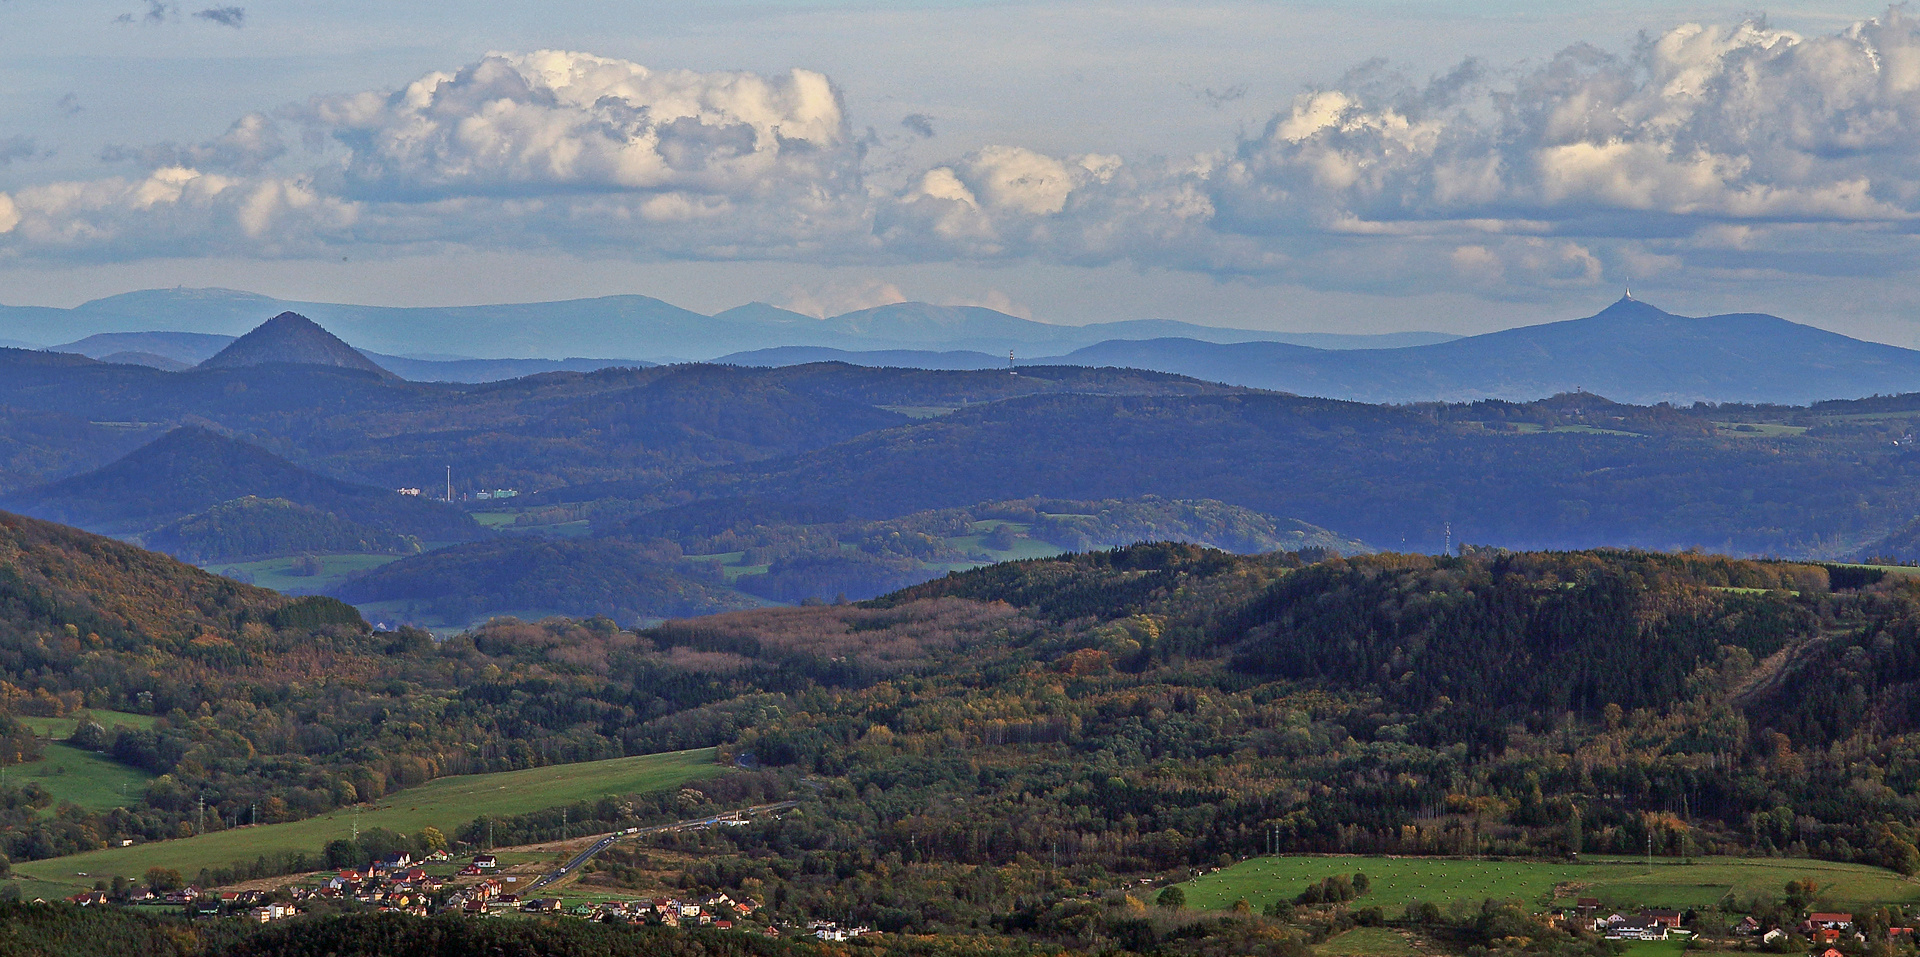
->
[2,0,1920,343]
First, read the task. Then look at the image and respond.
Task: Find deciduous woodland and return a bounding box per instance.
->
[8,505,1920,955]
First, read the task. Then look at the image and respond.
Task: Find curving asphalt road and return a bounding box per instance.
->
[525,800,800,893]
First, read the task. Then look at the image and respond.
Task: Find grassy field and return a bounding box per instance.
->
[11,747,724,893]
[1619,942,1690,957]
[4,711,160,815]
[1713,422,1811,438]
[15,709,157,737]
[10,744,156,813]
[208,553,402,594]
[1318,927,1418,957]
[1183,855,1920,914]
[690,520,1065,586]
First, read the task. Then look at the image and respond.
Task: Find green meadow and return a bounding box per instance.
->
[9,744,155,814]
[1318,927,1419,957]
[2,711,160,815]
[14,709,157,737]
[12,747,724,893]
[1183,855,1920,913]
[208,553,402,594]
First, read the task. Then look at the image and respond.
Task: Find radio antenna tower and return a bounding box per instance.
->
[1008,349,1017,376]
[445,465,452,503]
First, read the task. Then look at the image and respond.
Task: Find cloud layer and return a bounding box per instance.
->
[12,12,1920,297]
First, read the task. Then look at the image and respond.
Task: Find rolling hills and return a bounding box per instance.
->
[140,495,418,564]
[689,390,1920,558]
[0,426,480,545]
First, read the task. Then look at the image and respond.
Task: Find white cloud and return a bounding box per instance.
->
[304,50,852,200]
[13,14,1920,297]
[777,277,907,317]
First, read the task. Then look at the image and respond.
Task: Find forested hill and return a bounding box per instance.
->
[695,391,1920,557]
[8,529,1920,941]
[1,427,479,542]
[0,509,360,667]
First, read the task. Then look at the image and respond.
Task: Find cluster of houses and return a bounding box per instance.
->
[311,850,466,916]
[808,920,875,941]
[475,891,769,927]
[65,885,298,925]
[56,850,807,933]
[1561,901,1919,949]
[1590,908,1684,941]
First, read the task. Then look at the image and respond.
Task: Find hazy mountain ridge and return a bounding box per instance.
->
[0,286,1453,361]
[21,290,1920,405]
[1060,297,1920,405]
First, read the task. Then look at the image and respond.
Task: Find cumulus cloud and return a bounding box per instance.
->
[18,13,1920,297]
[299,51,854,202]
[866,8,1920,294]
[0,166,355,256]
[101,113,284,172]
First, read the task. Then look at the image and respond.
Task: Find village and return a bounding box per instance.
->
[52,847,872,942]
[1558,899,1916,954]
[40,842,1920,957]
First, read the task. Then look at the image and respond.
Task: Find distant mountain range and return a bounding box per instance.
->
[721,296,1920,405]
[51,329,657,383]
[1045,297,1920,405]
[1,286,1450,361]
[17,290,1920,405]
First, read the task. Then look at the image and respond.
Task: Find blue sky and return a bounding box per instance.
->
[0,0,1916,343]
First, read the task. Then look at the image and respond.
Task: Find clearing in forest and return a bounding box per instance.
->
[11,747,723,894]
[1184,855,1920,913]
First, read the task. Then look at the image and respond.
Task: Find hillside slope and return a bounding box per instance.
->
[141,495,417,563]
[696,391,1920,557]
[0,508,328,651]
[197,312,395,378]
[2,427,480,541]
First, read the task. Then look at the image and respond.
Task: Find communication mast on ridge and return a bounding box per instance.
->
[1008,349,1017,376]
[446,465,452,503]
